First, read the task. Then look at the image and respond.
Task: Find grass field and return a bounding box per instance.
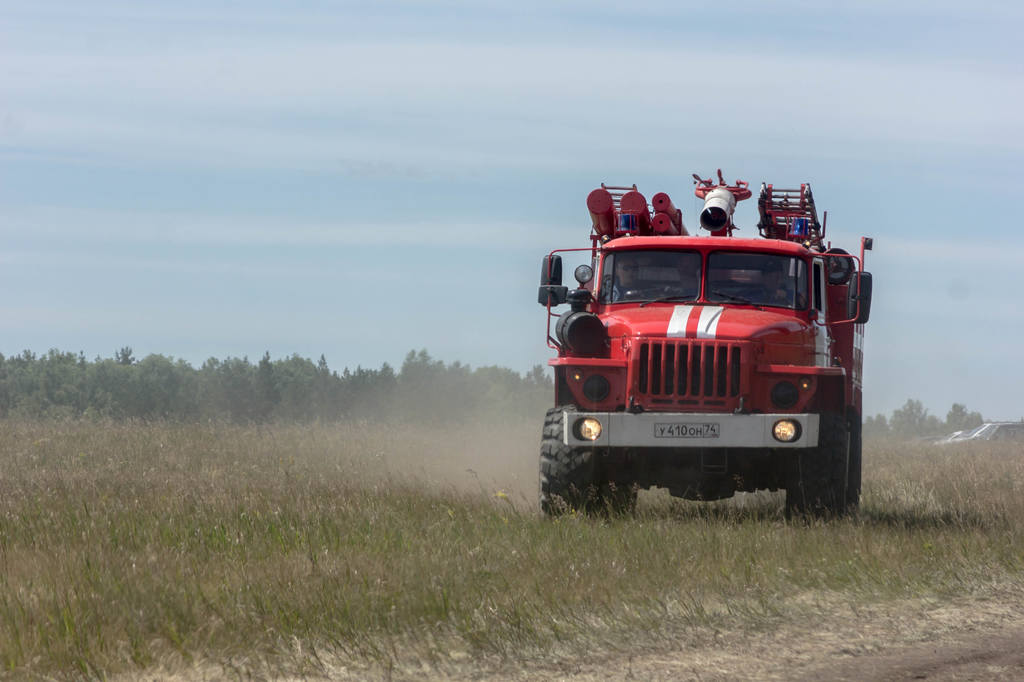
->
[0,419,1022,679]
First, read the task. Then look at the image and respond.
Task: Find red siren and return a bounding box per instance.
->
[619,191,651,235]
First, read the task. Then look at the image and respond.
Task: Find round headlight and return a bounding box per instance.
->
[773,419,801,442]
[771,381,799,409]
[574,417,602,441]
[574,264,594,284]
[582,374,610,402]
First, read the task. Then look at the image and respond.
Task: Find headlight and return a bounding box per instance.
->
[582,374,610,402]
[770,381,799,409]
[574,417,602,441]
[772,419,801,442]
[574,264,594,284]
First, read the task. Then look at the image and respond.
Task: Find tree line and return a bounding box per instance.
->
[0,349,996,439]
[863,399,987,440]
[0,348,551,423]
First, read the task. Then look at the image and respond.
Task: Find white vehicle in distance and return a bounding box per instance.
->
[941,422,1024,444]
[934,430,964,445]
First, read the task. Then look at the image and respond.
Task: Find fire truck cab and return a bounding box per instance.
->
[537,171,873,517]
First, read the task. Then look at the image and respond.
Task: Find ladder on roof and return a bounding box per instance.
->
[757,183,824,247]
[601,183,638,212]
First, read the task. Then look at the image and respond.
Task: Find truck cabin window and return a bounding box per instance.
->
[601,250,702,303]
[706,252,808,309]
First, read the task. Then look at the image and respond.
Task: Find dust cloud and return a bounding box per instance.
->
[361,417,543,508]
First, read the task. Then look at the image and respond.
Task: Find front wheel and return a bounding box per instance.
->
[540,406,598,515]
[785,412,850,518]
[539,407,636,516]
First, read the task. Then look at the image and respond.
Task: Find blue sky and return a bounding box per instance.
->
[2,1,1023,418]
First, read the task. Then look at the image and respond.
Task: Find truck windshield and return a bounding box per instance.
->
[706,252,808,309]
[600,250,701,304]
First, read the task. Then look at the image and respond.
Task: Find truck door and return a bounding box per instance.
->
[811,257,829,366]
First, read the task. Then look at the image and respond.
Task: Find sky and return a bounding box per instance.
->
[2,0,1023,419]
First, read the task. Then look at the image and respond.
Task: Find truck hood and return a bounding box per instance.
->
[603,304,810,344]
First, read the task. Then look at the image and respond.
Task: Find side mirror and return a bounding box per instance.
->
[540,255,563,286]
[538,285,569,306]
[846,271,873,323]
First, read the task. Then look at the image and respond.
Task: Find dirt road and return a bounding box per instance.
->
[133,583,1024,682]
[498,584,1024,682]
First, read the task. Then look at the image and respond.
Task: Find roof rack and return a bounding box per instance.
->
[757,183,824,247]
[600,183,638,213]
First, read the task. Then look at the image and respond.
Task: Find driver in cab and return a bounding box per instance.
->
[760,261,795,307]
[610,253,699,303]
[612,256,648,301]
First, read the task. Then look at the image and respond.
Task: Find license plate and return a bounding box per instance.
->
[654,423,721,439]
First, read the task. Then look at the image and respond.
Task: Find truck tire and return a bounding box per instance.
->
[785,412,850,518]
[846,410,862,512]
[539,407,636,516]
[540,406,598,515]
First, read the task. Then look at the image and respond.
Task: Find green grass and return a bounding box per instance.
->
[0,420,1022,679]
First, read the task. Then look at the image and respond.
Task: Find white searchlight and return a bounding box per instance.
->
[700,187,737,232]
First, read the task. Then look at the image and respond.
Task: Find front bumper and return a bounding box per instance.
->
[562,410,820,448]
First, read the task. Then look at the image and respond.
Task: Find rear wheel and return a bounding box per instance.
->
[846,410,862,512]
[785,412,850,518]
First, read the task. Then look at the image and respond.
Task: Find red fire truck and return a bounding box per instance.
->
[537,171,873,517]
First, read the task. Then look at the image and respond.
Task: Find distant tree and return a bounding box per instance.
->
[945,403,983,432]
[210,356,259,422]
[0,353,9,417]
[525,365,552,389]
[86,357,133,417]
[115,347,135,366]
[340,362,397,419]
[254,352,279,420]
[889,398,944,439]
[271,354,320,420]
[131,354,197,420]
[39,350,89,417]
[863,413,890,439]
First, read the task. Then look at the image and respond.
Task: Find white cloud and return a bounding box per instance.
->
[2,38,1020,172]
[871,236,1024,270]
[0,205,561,249]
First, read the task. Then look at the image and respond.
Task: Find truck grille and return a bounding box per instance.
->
[635,340,746,402]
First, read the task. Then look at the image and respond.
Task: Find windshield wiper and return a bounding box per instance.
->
[708,289,761,308]
[639,295,697,308]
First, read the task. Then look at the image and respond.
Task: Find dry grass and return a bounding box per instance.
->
[0,420,1022,679]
